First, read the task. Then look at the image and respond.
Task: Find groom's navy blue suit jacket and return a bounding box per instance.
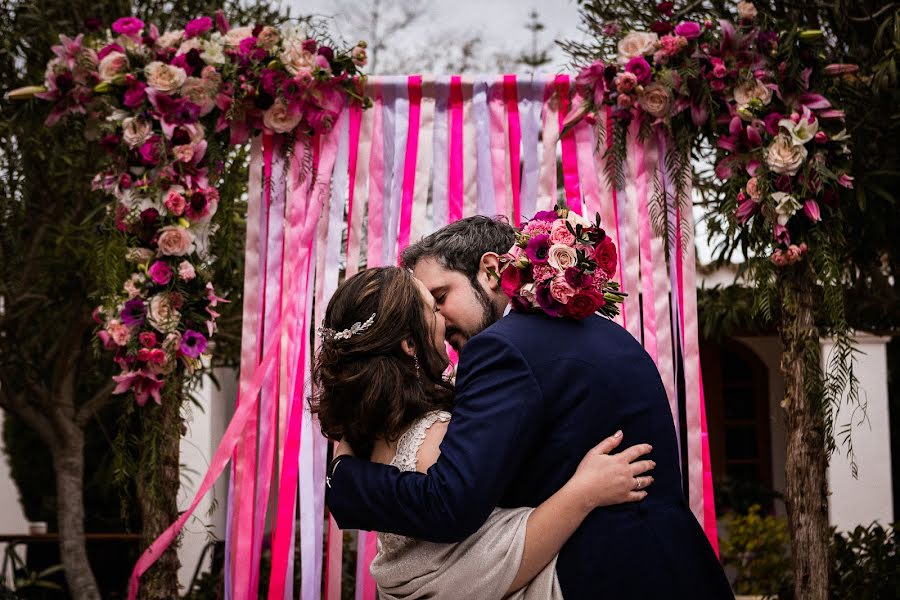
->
[327,312,733,599]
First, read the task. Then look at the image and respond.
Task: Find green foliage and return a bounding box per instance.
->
[720,505,793,597]
[831,523,900,600]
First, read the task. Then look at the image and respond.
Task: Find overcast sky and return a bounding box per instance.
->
[289,0,585,73]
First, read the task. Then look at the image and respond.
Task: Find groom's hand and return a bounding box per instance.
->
[568,431,656,509]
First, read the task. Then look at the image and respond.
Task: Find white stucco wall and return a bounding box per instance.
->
[825,334,895,531]
[177,366,234,590]
[0,409,30,587]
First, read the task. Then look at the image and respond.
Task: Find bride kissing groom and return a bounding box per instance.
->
[316,212,733,599]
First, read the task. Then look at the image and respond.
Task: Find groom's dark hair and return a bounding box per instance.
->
[400,216,515,282]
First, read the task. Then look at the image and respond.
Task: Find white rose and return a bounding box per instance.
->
[279,38,318,77]
[157,30,184,49]
[772,192,801,225]
[121,117,152,148]
[257,26,280,50]
[766,135,807,176]
[617,31,659,65]
[144,61,187,92]
[98,51,129,83]
[547,244,578,271]
[779,115,819,146]
[222,25,254,47]
[180,77,217,115]
[263,98,303,133]
[147,294,181,334]
[737,2,758,19]
[520,283,536,304]
[157,225,195,256]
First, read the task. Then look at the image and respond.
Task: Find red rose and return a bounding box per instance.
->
[500,264,523,298]
[566,289,606,320]
[593,238,618,278]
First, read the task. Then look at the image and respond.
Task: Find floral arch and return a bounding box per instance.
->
[15,6,852,599]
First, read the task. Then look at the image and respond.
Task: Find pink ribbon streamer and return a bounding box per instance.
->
[630,122,659,364]
[537,77,558,213]
[366,89,385,269]
[345,105,364,276]
[555,75,582,214]
[488,79,510,219]
[397,75,422,254]
[613,114,641,341]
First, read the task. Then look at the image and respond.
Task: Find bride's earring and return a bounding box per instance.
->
[414,354,420,378]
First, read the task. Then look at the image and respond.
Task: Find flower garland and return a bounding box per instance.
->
[14,13,369,405]
[566,2,853,266]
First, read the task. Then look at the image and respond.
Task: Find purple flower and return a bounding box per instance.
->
[214,9,230,33]
[185,16,213,39]
[112,17,144,38]
[317,46,335,62]
[180,330,208,358]
[532,210,559,222]
[525,234,551,264]
[674,21,701,40]
[625,57,652,84]
[121,299,147,326]
[763,112,784,136]
[148,260,173,285]
[575,60,607,95]
[138,137,162,166]
[302,38,318,53]
[259,68,285,95]
[535,281,564,317]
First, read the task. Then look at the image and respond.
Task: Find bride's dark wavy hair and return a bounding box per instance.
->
[310,267,454,459]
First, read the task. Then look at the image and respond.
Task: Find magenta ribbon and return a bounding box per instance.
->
[504,75,522,226]
[555,75,582,214]
[397,75,422,255]
[448,76,464,223]
[345,104,364,275]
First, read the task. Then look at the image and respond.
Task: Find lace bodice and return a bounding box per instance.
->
[388,410,452,473]
[377,410,451,554]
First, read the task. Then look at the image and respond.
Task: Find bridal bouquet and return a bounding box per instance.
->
[499,203,625,320]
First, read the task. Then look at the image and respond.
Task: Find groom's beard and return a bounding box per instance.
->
[446,282,499,352]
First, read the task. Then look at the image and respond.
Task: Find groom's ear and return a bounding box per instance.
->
[479,252,502,292]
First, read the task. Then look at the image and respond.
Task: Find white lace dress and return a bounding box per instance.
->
[369,411,564,600]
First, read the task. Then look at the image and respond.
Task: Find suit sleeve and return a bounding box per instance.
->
[325,330,544,542]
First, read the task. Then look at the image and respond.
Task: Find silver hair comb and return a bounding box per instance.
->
[318,313,377,341]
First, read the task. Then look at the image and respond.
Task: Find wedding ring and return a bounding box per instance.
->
[634,477,642,490]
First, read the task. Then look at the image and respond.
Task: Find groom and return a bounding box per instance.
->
[326,216,733,599]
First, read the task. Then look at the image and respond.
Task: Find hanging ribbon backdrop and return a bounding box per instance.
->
[137,73,718,599]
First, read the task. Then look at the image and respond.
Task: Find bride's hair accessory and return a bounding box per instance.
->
[318,312,377,341]
[499,200,626,320]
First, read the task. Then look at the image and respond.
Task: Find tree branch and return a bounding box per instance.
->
[0,376,56,447]
[75,381,117,428]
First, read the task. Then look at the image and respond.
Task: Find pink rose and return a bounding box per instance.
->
[184,16,212,39]
[615,71,638,93]
[532,264,554,282]
[522,220,552,236]
[549,219,576,246]
[257,26,280,50]
[351,44,368,67]
[746,176,761,200]
[107,319,131,346]
[164,191,186,216]
[178,260,196,281]
[549,277,577,304]
[263,98,302,133]
[156,226,194,256]
[639,83,671,118]
[673,22,701,40]
[180,77,217,116]
[172,144,194,163]
[547,244,578,271]
[98,51,128,83]
[144,61,186,92]
[149,260,173,285]
[617,94,634,108]
[139,331,157,348]
[112,17,144,39]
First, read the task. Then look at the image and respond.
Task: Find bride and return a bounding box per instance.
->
[310,266,655,599]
